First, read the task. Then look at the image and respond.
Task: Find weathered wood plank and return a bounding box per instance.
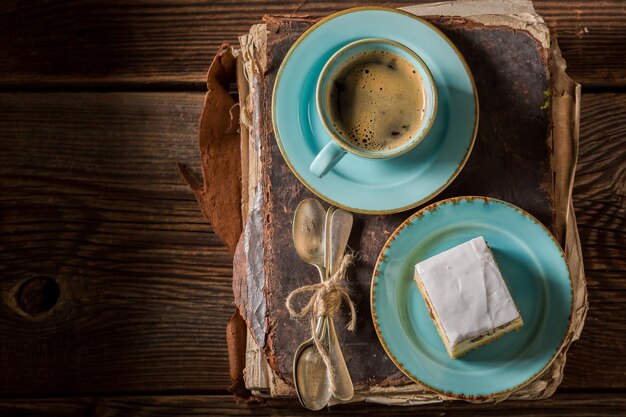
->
[0,1,624,87]
[0,393,624,416]
[561,93,626,387]
[0,92,234,394]
[536,1,626,86]
[573,93,626,291]
[561,291,626,388]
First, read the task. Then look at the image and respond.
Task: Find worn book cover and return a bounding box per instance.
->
[184,0,587,405]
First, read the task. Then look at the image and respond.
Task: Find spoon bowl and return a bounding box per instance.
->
[292,199,326,269]
[293,318,332,410]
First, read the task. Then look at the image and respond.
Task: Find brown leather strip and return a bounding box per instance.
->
[180,43,242,254]
[226,309,253,400]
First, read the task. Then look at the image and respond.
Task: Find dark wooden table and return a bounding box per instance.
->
[0,1,624,415]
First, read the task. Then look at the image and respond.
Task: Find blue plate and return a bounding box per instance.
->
[371,197,573,399]
[272,7,478,214]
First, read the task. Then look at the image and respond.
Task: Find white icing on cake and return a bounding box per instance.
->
[415,236,520,347]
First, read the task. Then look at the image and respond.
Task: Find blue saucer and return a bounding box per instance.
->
[372,197,573,399]
[272,7,478,214]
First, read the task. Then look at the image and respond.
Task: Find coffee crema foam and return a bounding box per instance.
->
[327,50,428,152]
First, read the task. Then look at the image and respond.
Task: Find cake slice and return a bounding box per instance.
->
[414,236,523,359]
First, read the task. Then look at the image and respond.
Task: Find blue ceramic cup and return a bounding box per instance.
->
[310,38,438,178]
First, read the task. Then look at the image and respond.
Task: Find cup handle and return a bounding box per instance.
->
[309,142,347,178]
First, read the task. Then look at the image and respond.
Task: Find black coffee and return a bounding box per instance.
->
[327,49,428,152]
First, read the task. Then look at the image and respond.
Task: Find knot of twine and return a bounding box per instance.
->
[285,254,356,391]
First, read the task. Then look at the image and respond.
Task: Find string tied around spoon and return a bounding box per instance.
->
[285,253,356,391]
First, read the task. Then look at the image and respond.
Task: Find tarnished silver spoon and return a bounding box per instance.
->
[292,199,332,410]
[325,208,354,401]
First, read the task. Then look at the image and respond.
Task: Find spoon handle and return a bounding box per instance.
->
[324,206,336,281]
[326,209,355,401]
[326,315,354,401]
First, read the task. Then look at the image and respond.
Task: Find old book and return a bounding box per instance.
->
[191,0,587,405]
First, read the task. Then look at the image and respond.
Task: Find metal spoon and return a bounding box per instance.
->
[325,209,354,401]
[292,199,332,410]
[292,317,330,410]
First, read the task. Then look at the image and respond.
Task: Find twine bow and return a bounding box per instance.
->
[286,253,356,391]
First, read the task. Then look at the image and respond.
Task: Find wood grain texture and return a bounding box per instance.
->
[573,93,626,291]
[0,92,234,394]
[563,93,626,388]
[0,1,624,87]
[0,393,625,416]
[561,290,626,388]
[537,1,626,86]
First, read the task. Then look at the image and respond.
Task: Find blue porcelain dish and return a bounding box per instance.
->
[272,7,478,214]
[371,197,573,399]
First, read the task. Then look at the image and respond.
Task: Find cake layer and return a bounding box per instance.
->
[450,316,523,358]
